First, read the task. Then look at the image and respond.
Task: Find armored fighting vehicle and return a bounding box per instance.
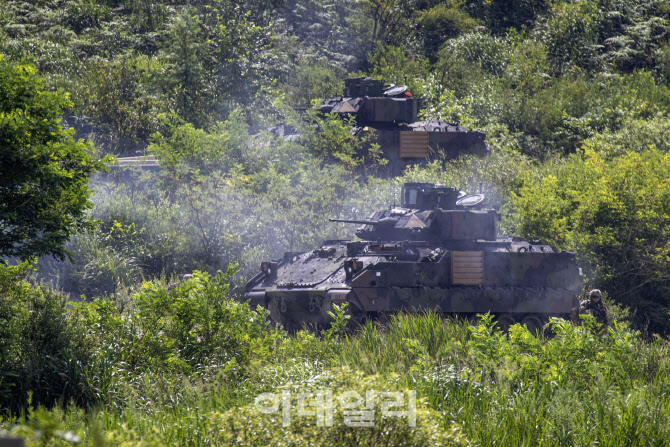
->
[244,182,583,333]
[319,77,489,175]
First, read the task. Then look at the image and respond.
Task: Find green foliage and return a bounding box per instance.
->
[179,0,269,120]
[657,41,670,84]
[514,70,670,155]
[40,177,247,296]
[457,315,652,395]
[428,28,670,156]
[130,268,276,372]
[534,0,601,68]
[426,32,521,131]
[417,2,480,62]
[6,0,670,443]
[359,0,422,57]
[208,368,471,447]
[301,107,387,172]
[530,0,670,73]
[280,59,345,106]
[0,262,32,390]
[124,0,172,34]
[322,302,350,341]
[40,126,381,297]
[269,0,368,73]
[467,312,509,363]
[0,402,88,447]
[65,223,145,297]
[507,147,670,334]
[64,0,112,34]
[149,110,251,177]
[339,312,465,375]
[464,0,548,34]
[68,267,283,407]
[2,303,670,445]
[440,31,513,77]
[1,0,271,151]
[0,262,97,413]
[0,57,106,260]
[240,159,357,253]
[368,45,429,97]
[165,9,210,126]
[595,0,670,73]
[67,54,169,154]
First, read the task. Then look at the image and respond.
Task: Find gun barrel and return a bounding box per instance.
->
[329,218,379,225]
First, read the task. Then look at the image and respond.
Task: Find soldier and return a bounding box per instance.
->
[578,289,610,332]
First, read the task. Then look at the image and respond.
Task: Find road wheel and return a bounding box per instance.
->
[268,297,295,332]
[346,308,368,332]
[495,313,517,333]
[521,314,545,335]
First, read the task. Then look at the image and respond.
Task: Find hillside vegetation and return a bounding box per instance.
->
[2,0,670,445]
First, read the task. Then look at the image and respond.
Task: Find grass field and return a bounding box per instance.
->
[2,269,669,446]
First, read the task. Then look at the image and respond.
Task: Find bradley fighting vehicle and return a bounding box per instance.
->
[244,183,583,333]
[319,77,489,175]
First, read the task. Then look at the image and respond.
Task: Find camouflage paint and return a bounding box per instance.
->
[244,184,583,330]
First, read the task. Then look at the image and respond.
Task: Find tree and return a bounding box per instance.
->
[417,2,480,62]
[361,0,419,54]
[165,10,210,127]
[464,0,548,34]
[0,57,106,261]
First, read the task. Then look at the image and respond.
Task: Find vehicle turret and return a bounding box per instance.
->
[330,183,491,242]
[319,77,418,126]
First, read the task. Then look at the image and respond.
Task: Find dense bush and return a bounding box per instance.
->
[0,263,97,413]
[507,147,670,334]
[0,57,107,260]
[207,368,471,447]
[73,268,282,379]
[1,263,282,413]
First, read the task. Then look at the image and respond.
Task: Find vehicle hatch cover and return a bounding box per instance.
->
[276,250,344,287]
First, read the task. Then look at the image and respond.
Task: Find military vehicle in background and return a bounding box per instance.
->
[244,182,583,333]
[318,77,489,175]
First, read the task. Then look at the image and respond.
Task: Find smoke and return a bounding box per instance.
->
[34,139,524,303]
[34,131,388,300]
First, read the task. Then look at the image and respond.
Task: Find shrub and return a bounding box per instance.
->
[75,267,283,378]
[533,0,601,69]
[506,148,670,334]
[204,368,472,447]
[0,262,97,413]
[417,2,480,62]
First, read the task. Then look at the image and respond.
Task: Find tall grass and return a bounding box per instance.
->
[2,266,670,445]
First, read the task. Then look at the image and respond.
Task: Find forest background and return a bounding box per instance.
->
[2,0,670,445]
